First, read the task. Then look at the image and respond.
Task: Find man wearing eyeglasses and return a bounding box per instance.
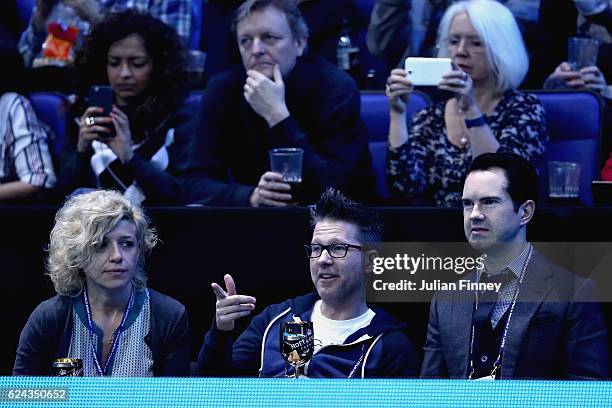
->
[197,188,419,378]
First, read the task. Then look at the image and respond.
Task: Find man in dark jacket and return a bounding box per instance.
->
[421,152,610,379]
[197,189,419,377]
[184,0,374,207]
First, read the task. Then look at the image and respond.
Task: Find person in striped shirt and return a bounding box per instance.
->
[18,0,193,67]
[0,92,56,202]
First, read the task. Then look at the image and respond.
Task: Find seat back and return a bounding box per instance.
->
[532,90,603,205]
[354,0,375,19]
[16,0,34,25]
[189,0,203,50]
[183,90,203,115]
[28,92,70,156]
[361,90,430,141]
[360,91,431,200]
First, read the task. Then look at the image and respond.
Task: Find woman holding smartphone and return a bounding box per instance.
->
[13,189,190,376]
[56,10,193,205]
[385,0,547,206]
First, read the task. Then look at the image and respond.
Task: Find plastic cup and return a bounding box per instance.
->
[186,50,207,87]
[567,37,599,70]
[548,161,581,198]
[269,148,303,204]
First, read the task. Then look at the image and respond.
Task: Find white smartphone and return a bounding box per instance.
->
[404,57,452,86]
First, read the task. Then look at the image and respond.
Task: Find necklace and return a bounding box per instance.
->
[457,106,469,147]
[446,101,470,149]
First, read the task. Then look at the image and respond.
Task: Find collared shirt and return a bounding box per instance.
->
[18,0,192,67]
[0,93,56,189]
[477,243,532,328]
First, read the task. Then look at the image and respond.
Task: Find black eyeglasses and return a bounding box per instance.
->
[305,243,362,258]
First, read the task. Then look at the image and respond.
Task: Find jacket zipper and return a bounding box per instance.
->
[258,307,291,377]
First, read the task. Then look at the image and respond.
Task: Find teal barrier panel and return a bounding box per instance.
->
[1,377,612,408]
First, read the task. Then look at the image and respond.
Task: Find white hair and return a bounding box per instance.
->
[436,0,528,92]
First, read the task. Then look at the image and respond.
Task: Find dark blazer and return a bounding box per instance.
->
[421,250,610,379]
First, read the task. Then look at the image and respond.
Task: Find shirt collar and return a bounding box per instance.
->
[477,242,531,279]
[506,242,531,279]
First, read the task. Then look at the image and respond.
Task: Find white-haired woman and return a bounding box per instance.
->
[385,0,548,206]
[13,190,190,376]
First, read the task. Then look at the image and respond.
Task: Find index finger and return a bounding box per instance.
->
[273,64,283,83]
[111,105,128,117]
[211,282,228,300]
[247,69,269,82]
[389,73,413,86]
[84,106,104,116]
[555,71,582,80]
[579,66,601,75]
[225,294,257,305]
[442,69,464,79]
[262,171,285,181]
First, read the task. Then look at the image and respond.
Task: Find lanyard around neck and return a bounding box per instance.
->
[468,244,533,380]
[82,285,135,376]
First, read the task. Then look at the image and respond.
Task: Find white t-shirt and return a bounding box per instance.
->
[310,300,376,352]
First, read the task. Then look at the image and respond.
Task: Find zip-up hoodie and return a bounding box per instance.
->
[197,293,420,378]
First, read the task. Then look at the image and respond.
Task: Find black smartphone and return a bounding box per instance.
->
[86,85,115,137]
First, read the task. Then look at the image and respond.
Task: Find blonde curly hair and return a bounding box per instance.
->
[46,190,158,296]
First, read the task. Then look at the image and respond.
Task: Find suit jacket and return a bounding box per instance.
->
[420,250,610,379]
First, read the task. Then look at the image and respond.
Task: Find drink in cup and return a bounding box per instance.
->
[269,148,303,205]
[280,321,314,378]
[567,37,599,71]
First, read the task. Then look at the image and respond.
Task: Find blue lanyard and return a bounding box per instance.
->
[82,286,135,376]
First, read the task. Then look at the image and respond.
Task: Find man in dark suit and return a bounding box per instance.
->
[421,152,610,379]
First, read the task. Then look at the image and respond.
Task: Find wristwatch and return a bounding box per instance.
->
[465,115,487,129]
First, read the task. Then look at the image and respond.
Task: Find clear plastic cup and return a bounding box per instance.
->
[567,37,599,70]
[269,148,303,204]
[548,161,581,198]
